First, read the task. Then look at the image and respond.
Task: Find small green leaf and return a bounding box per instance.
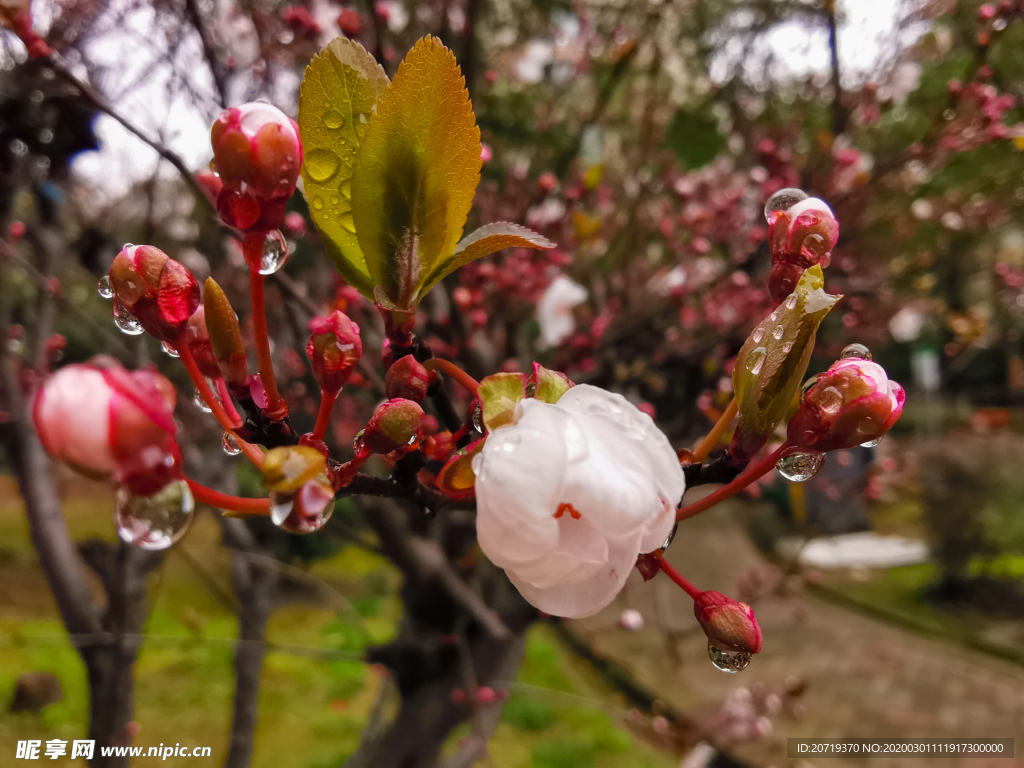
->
[298,37,389,297]
[352,36,481,308]
[664,108,725,170]
[418,222,554,300]
[528,363,572,404]
[478,372,527,431]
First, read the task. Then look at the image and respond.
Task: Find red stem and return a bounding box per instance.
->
[656,557,703,600]
[243,238,284,415]
[312,388,338,442]
[185,477,270,516]
[175,341,264,469]
[422,358,480,397]
[676,443,790,522]
[216,377,243,427]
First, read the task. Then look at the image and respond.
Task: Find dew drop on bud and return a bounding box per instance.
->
[161,341,180,358]
[840,343,872,361]
[97,275,113,299]
[763,187,809,222]
[112,300,144,335]
[861,436,883,448]
[751,326,764,343]
[114,479,195,550]
[709,643,752,673]
[784,293,798,310]
[269,476,335,534]
[772,324,785,340]
[800,375,818,402]
[259,230,290,275]
[352,429,365,454]
[471,403,484,433]
[222,431,241,456]
[776,451,826,482]
[193,389,213,414]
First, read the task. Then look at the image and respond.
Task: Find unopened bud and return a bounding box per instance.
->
[693,590,763,654]
[307,310,362,394]
[363,399,424,454]
[768,198,839,306]
[203,278,249,386]
[385,355,429,402]
[108,245,200,342]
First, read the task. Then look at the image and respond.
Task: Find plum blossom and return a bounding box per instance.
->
[474,385,685,618]
[33,360,181,496]
[536,275,587,347]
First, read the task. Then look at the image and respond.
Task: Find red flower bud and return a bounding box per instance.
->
[337,8,361,35]
[362,399,424,454]
[384,355,429,402]
[767,198,839,305]
[787,356,905,453]
[306,310,362,394]
[693,590,762,654]
[108,245,200,342]
[33,359,181,496]
[211,103,303,231]
[182,306,221,379]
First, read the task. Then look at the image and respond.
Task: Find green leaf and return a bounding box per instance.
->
[298,37,389,297]
[478,372,527,431]
[352,36,481,308]
[664,108,726,170]
[733,265,840,442]
[418,222,554,299]
[528,363,572,404]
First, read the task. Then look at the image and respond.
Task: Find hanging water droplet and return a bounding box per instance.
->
[269,491,294,526]
[748,348,765,376]
[840,343,872,361]
[776,451,826,482]
[97,275,113,299]
[751,326,764,343]
[222,432,241,456]
[270,476,335,534]
[161,341,180,358]
[193,388,213,414]
[785,293,798,309]
[259,230,290,275]
[800,375,818,402]
[763,187,809,222]
[123,242,135,250]
[861,436,884,448]
[709,643,752,673]
[772,325,785,340]
[112,300,144,335]
[352,429,365,454]
[471,403,484,433]
[114,479,195,550]
[305,148,340,182]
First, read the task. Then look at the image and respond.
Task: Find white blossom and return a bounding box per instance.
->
[536,275,587,348]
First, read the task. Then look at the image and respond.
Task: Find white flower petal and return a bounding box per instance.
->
[638,496,676,554]
[507,530,643,619]
[508,513,608,589]
[475,402,569,568]
[536,275,587,348]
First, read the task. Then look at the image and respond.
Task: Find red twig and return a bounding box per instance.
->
[675,443,789,522]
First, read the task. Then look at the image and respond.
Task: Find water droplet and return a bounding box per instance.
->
[471,403,483,433]
[10,139,28,157]
[772,325,784,340]
[861,436,883,448]
[259,230,290,275]
[751,326,764,343]
[782,341,793,354]
[763,187,809,222]
[709,643,752,673]
[352,429,365,454]
[339,213,356,233]
[994,17,1008,30]
[114,480,195,550]
[123,243,135,250]
[193,388,213,413]
[305,149,340,182]
[339,180,352,199]
[112,300,144,335]
[323,110,345,129]
[817,386,844,413]
[785,293,798,309]
[840,343,872,361]
[776,452,826,482]
[161,341,180,358]
[770,309,779,322]
[222,432,241,456]
[800,376,818,401]
[312,195,324,210]
[751,355,764,376]
[270,476,335,534]
[97,275,113,299]
[330,195,340,205]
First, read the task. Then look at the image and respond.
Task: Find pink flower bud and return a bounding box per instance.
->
[362,399,424,454]
[337,8,361,35]
[33,360,181,496]
[693,590,762,654]
[384,355,429,402]
[108,245,200,342]
[306,310,362,394]
[182,306,221,379]
[787,356,905,453]
[210,103,303,231]
[767,198,839,305]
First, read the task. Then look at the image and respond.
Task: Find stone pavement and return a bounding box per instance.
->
[569,493,1024,768]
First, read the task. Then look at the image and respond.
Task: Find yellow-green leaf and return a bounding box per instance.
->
[352,36,481,308]
[418,222,555,299]
[298,37,389,297]
[478,372,527,431]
